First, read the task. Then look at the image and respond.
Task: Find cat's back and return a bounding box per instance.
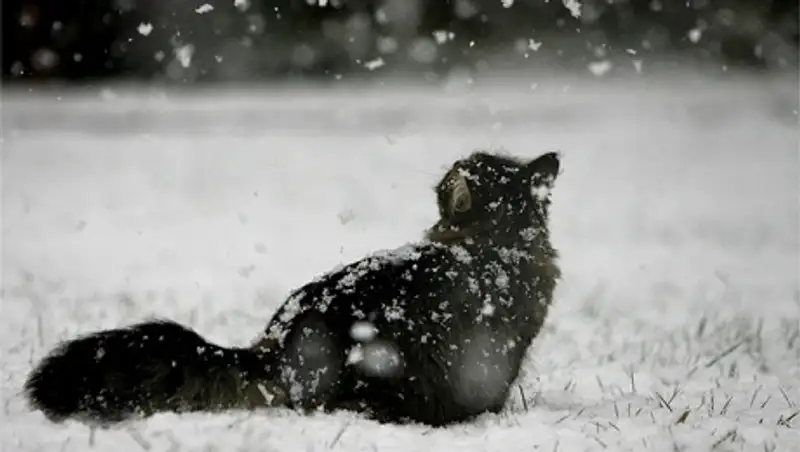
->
[261,240,458,341]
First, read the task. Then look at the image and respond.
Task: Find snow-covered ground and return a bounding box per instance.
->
[2,74,798,451]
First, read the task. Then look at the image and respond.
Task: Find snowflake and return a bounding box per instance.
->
[137,23,153,36]
[562,0,582,18]
[363,58,385,71]
[195,4,214,14]
[350,321,378,342]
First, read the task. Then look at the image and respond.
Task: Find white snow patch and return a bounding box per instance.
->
[450,245,473,264]
[531,184,550,201]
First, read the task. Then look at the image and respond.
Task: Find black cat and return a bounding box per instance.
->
[24,150,561,427]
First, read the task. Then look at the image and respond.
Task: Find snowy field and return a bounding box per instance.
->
[1,74,799,451]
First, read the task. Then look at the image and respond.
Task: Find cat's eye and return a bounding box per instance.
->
[452,196,470,213]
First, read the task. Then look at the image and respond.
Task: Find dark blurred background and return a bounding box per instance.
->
[2,0,798,84]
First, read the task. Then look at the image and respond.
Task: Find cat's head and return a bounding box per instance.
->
[426,151,560,243]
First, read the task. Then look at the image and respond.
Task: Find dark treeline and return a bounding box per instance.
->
[3,0,798,83]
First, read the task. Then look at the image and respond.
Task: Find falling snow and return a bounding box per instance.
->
[175,44,195,68]
[350,321,378,342]
[432,30,455,45]
[562,0,582,19]
[137,23,153,37]
[452,329,513,410]
[32,49,58,70]
[688,28,703,43]
[409,38,438,64]
[2,78,798,451]
[195,4,214,14]
[350,341,403,378]
[363,58,385,71]
[588,60,613,76]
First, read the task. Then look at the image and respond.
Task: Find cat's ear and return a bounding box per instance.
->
[523,152,561,199]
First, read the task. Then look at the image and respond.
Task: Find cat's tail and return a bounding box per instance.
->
[23,319,287,424]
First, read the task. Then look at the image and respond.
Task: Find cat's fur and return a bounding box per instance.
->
[24,150,561,427]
